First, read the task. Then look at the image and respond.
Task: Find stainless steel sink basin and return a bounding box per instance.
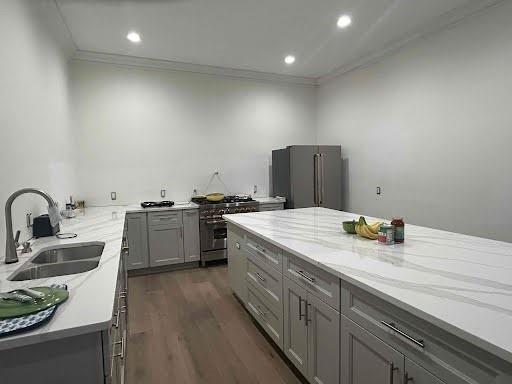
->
[32,244,104,264]
[9,260,101,281]
[8,242,105,281]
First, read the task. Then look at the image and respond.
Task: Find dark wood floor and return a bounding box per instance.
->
[127,265,304,384]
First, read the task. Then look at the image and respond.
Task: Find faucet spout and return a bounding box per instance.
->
[4,188,60,264]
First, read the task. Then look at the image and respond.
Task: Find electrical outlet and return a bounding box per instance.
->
[376,187,381,196]
[193,188,198,196]
[253,185,258,194]
[111,192,117,201]
[161,189,166,198]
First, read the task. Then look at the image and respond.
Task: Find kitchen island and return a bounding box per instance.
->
[224,207,512,384]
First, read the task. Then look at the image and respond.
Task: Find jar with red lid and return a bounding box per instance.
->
[391,217,405,243]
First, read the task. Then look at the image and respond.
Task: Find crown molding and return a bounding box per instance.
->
[317,0,506,85]
[71,50,317,87]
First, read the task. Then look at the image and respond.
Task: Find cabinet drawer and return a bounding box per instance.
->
[340,280,512,384]
[259,203,284,212]
[284,252,340,311]
[148,211,182,227]
[247,256,282,314]
[246,234,282,272]
[247,285,283,349]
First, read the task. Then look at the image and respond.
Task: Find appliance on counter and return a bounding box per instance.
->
[272,145,342,210]
[140,201,175,209]
[32,214,54,238]
[196,195,259,266]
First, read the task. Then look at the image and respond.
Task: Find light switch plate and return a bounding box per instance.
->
[376,187,381,195]
[111,192,117,201]
[161,189,166,198]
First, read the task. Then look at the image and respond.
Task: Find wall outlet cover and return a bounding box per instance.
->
[111,192,117,200]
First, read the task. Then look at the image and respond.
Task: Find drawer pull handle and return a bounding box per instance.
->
[381,321,424,349]
[255,272,266,282]
[404,373,414,383]
[296,270,315,284]
[113,309,120,328]
[256,305,266,317]
[247,243,276,264]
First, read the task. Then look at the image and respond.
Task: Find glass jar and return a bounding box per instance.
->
[391,217,405,243]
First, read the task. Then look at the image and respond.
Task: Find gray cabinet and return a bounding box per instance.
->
[307,293,340,384]
[148,224,184,267]
[227,225,247,303]
[405,358,445,384]
[284,276,340,384]
[183,210,200,262]
[341,315,404,384]
[283,276,309,376]
[125,213,149,270]
[259,202,284,211]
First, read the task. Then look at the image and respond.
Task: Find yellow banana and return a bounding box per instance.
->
[368,222,383,234]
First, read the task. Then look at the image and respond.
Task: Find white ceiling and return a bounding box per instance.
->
[57,0,479,79]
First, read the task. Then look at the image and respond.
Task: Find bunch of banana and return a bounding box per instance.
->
[355,216,383,240]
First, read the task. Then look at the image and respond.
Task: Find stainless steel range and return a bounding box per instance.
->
[194,196,259,266]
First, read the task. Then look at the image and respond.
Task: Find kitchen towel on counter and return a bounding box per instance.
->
[0,284,68,338]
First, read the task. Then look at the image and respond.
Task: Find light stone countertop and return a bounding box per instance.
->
[223,207,512,363]
[124,201,199,213]
[253,197,286,204]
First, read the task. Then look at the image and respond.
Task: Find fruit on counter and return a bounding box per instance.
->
[355,216,383,240]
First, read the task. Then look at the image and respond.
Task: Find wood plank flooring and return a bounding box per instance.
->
[127,265,305,384]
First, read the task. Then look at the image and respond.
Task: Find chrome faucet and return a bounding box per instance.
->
[5,188,60,264]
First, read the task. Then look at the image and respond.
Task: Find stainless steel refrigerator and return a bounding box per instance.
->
[272,145,342,210]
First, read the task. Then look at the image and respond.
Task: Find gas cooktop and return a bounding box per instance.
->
[191,195,254,205]
[140,201,175,209]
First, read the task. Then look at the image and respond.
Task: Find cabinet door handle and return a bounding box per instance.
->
[255,272,266,282]
[298,296,303,321]
[306,302,312,325]
[381,321,424,349]
[113,333,125,359]
[296,270,315,284]
[389,362,399,384]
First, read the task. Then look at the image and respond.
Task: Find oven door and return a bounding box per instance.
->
[200,219,227,252]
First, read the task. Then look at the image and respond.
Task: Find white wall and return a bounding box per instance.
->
[70,60,316,205]
[317,2,512,242]
[0,1,76,248]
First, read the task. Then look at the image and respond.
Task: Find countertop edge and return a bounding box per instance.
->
[224,216,512,364]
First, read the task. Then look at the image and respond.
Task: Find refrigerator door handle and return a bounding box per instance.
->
[313,154,320,206]
[319,153,325,206]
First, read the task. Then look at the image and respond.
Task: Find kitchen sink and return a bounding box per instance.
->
[32,243,104,264]
[8,242,105,281]
[9,260,101,281]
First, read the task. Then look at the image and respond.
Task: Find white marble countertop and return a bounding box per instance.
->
[254,196,286,204]
[224,207,512,363]
[0,206,130,351]
[124,201,199,213]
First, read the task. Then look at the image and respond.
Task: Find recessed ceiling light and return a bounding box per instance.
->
[337,14,352,29]
[127,31,141,43]
[284,55,296,65]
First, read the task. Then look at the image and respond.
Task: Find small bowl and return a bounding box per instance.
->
[343,220,357,234]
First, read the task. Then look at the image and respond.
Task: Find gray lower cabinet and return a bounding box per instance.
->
[405,358,445,384]
[284,276,309,376]
[341,315,404,384]
[183,209,200,262]
[125,212,149,269]
[284,276,340,384]
[227,225,247,303]
[148,223,184,266]
[307,293,340,384]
